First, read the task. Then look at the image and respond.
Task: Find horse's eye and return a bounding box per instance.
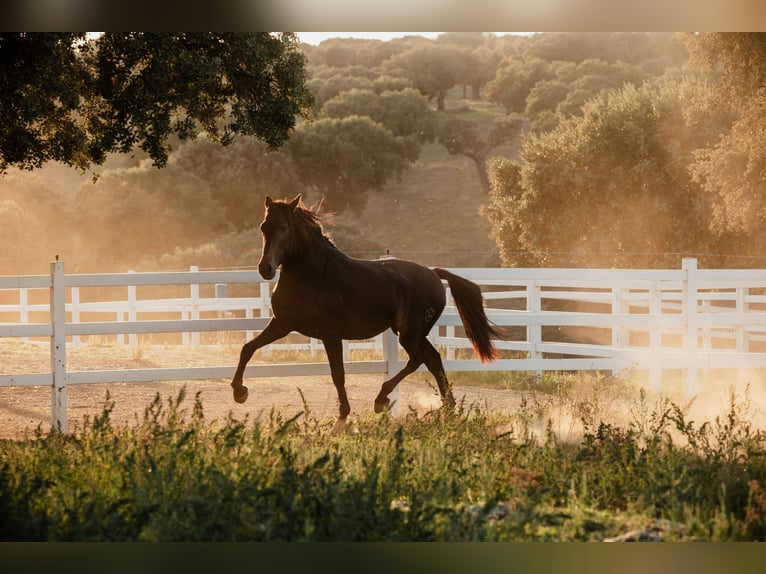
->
[261,218,287,236]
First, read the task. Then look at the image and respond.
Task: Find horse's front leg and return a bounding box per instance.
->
[322,336,350,433]
[231,318,291,403]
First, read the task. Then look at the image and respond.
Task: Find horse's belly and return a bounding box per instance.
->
[292,311,391,341]
[293,323,386,342]
[342,323,389,341]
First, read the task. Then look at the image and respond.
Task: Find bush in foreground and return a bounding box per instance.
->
[2,385,766,541]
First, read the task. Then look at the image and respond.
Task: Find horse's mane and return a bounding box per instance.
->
[294,202,338,250]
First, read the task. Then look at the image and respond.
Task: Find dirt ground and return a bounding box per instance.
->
[0,340,523,439]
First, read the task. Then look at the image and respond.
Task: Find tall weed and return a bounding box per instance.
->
[2,380,766,540]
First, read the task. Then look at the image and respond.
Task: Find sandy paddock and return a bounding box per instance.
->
[0,341,523,439]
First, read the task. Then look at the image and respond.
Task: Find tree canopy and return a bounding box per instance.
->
[0,32,314,172]
[10,32,766,274]
[681,33,766,255]
[288,116,419,214]
[485,82,726,268]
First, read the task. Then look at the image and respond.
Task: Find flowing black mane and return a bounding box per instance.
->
[294,203,337,250]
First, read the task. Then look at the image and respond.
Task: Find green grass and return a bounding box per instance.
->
[2,380,766,541]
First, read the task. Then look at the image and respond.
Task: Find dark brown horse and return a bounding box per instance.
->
[231,194,503,429]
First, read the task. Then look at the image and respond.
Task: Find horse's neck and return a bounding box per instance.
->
[284,236,342,278]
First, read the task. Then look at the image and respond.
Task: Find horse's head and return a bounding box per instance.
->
[258,194,302,280]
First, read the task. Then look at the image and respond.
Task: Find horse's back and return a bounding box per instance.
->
[362,257,437,289]
[368,258,446,313]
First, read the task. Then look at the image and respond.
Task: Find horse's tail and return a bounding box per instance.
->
[434,268,504,363]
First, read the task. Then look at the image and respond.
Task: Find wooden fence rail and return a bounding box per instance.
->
[3,258,766,431]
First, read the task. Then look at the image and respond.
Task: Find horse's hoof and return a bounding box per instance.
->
[331,418,348,434]
[374,398,390,413]
[233,385,249,404]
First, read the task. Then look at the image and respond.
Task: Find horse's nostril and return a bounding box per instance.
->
[259,264,275,280]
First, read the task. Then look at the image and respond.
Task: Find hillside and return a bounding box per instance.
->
[337,141,499,268]
[323,87,513,269]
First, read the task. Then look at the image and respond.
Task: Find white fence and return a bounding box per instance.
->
[3,258,766,431]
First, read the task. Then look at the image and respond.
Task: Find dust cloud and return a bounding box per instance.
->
[519,369,766,448]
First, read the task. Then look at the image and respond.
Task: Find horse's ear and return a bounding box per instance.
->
[265,196,274,208]
[289,194,302,212]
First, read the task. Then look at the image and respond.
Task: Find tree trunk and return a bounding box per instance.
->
[467,152,490,193]
[436,91,446,111]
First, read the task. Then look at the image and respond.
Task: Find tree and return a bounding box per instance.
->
[171,136,300,230]
[681,33,766,105]
[383,44,464,111]
[0,32,314,172]
[527,32,687,67]
[525,80,568,122]
[682,33,766,256]
[288,116,419,214]
[486,58,549,115]
[321,88,436,142]
[438,115,522,193]
[320,89,384,122]
[0,33,91,171]
[691,99,766,248]
[307,73,375,110]
[305,37,403,69]
[485,82,721,268]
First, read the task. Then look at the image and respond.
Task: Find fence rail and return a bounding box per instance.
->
[3,258,766,431]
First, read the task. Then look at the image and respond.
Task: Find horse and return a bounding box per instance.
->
[230,194,504,430]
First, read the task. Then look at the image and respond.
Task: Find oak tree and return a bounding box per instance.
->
[0,32,313,172]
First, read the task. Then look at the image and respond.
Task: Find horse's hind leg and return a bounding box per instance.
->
[374,335,424,413]
[421,339,455,409]
[374,356,421,413]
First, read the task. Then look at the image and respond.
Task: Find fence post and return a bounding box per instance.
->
[682,258,699,399]
[50,259,67,432]
[383,328,401,415]
[215,283,228,320]
[190,266,200,346]
[610,287,628,377]
[736,286,747,383]
[127,270,137,347]
[649,281,662,392]
[71,286,81,346]
[20,288,28,342]
[445,287,455,360]
[527,281,542,379]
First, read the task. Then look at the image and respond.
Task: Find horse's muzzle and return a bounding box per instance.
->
[259,263,276,280]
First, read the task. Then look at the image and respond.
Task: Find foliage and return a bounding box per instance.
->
[526,32,688,68]
[170,136,300,231]
[682,33,766,257]
[691,99,766,247]
[438,115,522,193]
[484,80,729,268]
[321,88,436,143]
[288,116,420,214]
[11,32,766,273]
[0,32,313,172]
[383,44,467,111]
[0,33,91,171]
[2,383,766,541]
[304,37,407,70]
[486,58,549,115]
[681,33,766,106]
